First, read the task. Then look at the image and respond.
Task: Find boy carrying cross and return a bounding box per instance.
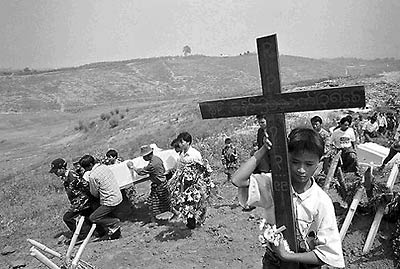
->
[232,128,344,268]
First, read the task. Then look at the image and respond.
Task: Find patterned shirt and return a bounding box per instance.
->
[88,163,122,206]
[136,155,166,184]
[331,128,356,149]
[221,144,239,168]
[62,170,91,212]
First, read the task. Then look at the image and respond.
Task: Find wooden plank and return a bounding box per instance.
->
[256,35,297,268]
[199,86,365,119]
[363,164,399,253]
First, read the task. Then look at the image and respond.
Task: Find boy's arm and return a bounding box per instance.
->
[136,163,155,176]
[232,142,271,187]
[273,243,324,265]
[89,178,99,198]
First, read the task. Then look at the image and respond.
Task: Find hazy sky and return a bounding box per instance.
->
[1,0,399,69]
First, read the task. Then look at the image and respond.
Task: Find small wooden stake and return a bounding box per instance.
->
[66,216,85,263]
[71,224,96,269]
[27,238,62,258]
[30,247,61,269]
[339,166,371,241]
[363,163,399,253]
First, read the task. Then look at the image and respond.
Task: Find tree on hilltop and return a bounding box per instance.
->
[183,45,191,56]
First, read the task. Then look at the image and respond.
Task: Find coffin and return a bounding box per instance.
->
[109,144,179,188]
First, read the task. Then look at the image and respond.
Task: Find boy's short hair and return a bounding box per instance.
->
[256,114,267,121]
[170,138,180,148]
[79,155,96,169]
[339,116,352,125]
[288,128,324,158]
[224,137,232,144]
[106,149,118,158]
[310,116,322,124]
[177,132,192,144]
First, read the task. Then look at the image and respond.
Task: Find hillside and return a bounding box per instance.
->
[1,54,400,268]
[2,55,400,113]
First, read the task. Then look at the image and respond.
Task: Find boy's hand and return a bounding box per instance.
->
[126,161,135,170]
[271,239,290,261]
[263,137,272,150]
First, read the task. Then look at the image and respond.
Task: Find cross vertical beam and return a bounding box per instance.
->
[256,34,297,268]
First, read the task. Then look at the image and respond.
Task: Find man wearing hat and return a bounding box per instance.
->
[130,145,171,223]
[49,158,94,240]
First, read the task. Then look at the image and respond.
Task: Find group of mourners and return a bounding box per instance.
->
[48,111,400,269]
[49,131,214,244]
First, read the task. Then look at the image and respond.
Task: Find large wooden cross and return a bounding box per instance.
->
[199,34,365,268]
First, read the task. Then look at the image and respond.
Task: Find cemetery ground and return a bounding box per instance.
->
[1,71,400,268]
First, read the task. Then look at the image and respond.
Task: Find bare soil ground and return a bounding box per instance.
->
[4,167,399,269]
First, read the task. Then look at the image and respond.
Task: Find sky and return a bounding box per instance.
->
[1,0,400,69]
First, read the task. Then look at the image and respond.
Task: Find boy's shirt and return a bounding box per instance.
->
[88,163,122,207]
[221,144,239,168]
[238,173,345,268]
[62,170,91,212]
[331,128,356,149]
[178,146,202,167]
[363,120,379,133]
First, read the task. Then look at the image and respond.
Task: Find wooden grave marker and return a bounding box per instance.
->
[199,34,365,268]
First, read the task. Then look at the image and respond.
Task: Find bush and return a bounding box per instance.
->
[120,114,125,119]
[100,113,111,121]
[125,108,129,113]
[115,108,119,114]
[75,120,89,132]
[109,118,119,128]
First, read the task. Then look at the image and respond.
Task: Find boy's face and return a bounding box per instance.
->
[179,140,189,152]
[289,150,320,187]
[173,144,182,153]
[53,167,67,180]
[340,121,350,131]
[311,121,321,132]
[258,118,267,130]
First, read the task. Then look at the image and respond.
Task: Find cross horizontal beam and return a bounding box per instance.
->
[199,86,365,119]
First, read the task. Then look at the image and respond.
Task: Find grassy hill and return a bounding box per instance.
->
[3,55,400,113]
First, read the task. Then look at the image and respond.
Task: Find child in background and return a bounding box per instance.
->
[104,149,124,165]
[221,137,239,184]
[232,128,344,268]
[330,116,361,177]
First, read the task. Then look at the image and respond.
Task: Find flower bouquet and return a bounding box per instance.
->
[258,219,292,253]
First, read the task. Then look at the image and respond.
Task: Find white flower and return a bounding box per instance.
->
[259,219,267,230]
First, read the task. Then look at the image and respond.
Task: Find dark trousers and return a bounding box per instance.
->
[63,208,93,239]
[89,205,120,234]
[383,147,400,166]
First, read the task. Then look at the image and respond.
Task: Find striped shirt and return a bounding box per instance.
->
[88,163,122,206]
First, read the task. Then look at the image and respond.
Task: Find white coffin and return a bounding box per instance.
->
[356,142,400,166]
[109,146,179,188]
